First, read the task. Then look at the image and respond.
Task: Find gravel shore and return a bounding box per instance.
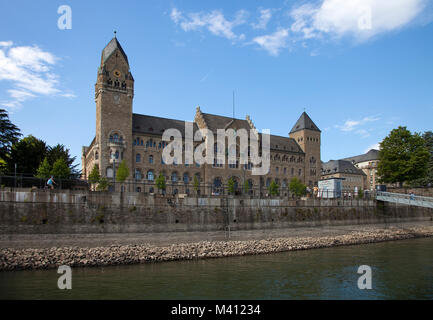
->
[1,224,432,271]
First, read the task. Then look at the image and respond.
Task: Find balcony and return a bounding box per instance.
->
[108,139,126,148]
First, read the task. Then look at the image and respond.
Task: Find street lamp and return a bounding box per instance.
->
[111,153,116,192]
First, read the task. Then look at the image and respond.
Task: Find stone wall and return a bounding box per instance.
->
[0,190,431,234]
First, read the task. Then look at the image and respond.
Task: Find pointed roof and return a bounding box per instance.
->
[101,36,129,66]
[290,112,321,134]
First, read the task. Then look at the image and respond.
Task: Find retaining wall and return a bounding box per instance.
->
[0,190,431,234]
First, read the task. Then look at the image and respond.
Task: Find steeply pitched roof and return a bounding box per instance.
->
[201,113,251,131]
[290,112,321,134]
[132,114,199,137]
[267,134,304,153]
[102,37,129,66]
[321,160,366,176]
[341,149,379,164]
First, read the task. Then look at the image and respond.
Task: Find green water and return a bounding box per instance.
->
[0,237,432,300]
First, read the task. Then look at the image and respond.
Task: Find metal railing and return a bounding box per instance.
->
[376,191,433,209]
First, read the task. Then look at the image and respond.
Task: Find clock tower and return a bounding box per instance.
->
[94,34,134,181]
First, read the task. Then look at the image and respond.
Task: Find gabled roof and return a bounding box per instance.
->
[321,160,366,176]
[102,37,129,66]
[290,112,321,134]
[132,114,199,137]
[201,113,251,131]
[341,149,379,164]
[266,134,304,153]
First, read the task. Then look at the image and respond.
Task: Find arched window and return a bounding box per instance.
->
[135,169,141,180]
[136,154,141,163]
[149,155,153,164]
[183,173,189,184]
[147,171,154,181]
[115,151,119,160]
[106,167,114,178]
[95,151,99,160]
[114,80,120,87]
[171,172,178,183]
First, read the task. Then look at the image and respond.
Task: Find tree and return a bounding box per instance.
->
[193,175,200,194]
[36,158,51,179]
[227,177,235,195]
[411,131,433,187]
[115,160,129,183]
[0,109,21,162]
[51,158,71,179]
[47,144,79,175]
[269,180,279,196]
[155,173,166,193]
[289,177,307,198]
[377,127,430,187]
[88,164,101,184]
[7,135,47,175]
[96,177,110,191]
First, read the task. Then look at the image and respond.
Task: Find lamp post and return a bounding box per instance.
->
[112,153,116,192]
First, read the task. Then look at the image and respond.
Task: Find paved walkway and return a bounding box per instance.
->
[1,220,432,249]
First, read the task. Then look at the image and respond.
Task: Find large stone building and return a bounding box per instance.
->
[341,149,380,190]
[82,36,322,195]
[321,160,367,192]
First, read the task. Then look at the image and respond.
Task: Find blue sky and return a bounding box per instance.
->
[1,0,433,168]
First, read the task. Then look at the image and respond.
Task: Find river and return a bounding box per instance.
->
[0,237,432,299]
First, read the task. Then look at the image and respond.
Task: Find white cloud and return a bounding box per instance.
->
[0,42,72,109]
[252,29,289,56]
[170,8,248,41]
[0,41,13,47]
[365,143,380,152]
[252,9,273,29]
[335,116,380,133]
[289,0,428,41]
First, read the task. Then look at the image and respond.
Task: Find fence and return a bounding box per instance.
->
[0,174,374,200]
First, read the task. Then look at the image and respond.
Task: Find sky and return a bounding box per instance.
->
[1,0,433,169]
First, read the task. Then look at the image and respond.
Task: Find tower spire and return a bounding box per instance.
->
[114,30,117,38]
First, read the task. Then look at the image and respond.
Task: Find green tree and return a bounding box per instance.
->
[155,173,166,193]
[115,160,129,183]
[7,135,47,175]
[47,144,79,175]
[378,127,430,187]
[88,164,101,190]
[411,131,433,187]
[51,158,71,179]
[289,177,307,198]
[36,157,51,179]
[0,109,21,162]
[269,180,279,196]
[193,175,200,194]
[96,177,110,191]
[227,177,235,195]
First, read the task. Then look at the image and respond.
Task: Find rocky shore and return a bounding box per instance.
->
[1,225,433,271]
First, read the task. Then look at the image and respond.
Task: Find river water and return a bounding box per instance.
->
[0,237,432,300]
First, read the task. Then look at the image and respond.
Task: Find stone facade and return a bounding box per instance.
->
[82,37,322,195]
[321,160,367,192]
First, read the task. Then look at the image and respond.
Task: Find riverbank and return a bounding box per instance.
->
[1,222,432,271]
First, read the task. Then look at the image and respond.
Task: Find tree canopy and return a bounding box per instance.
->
[269,180,279,196]
[289,177,307,198]
[377,126,430,186]
[0,109,21,162]
[7,135,47,175]
[156,173,166,191]
[51,158,71,179]
[47,144,79,175]
[115,160,129,182]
